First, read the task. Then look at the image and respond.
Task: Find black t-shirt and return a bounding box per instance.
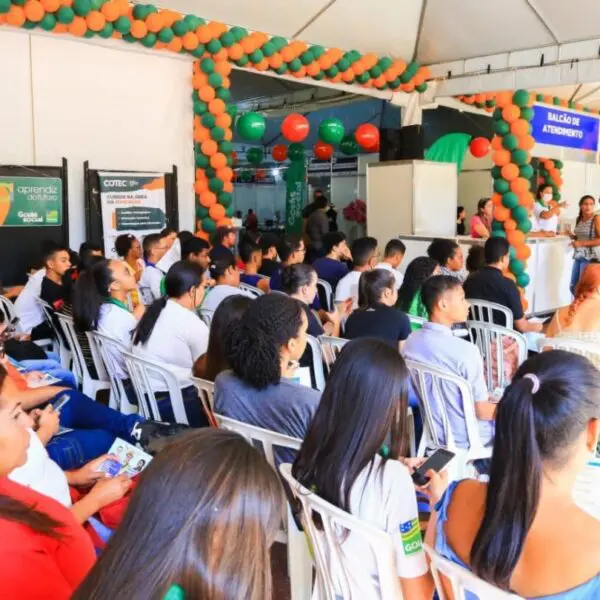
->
[463,266,524,327]
[40,277,68,312]
[344,304,411,347]
[259,258,280,277]
[457,221,466,235]
[302,202,318,219]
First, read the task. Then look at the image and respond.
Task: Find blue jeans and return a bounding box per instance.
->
[571,257,590,295]
[46,389,143,470]
[18,359,77,389]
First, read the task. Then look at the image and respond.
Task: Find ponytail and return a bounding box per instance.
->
[72,260,113,332]
[132,297,168,346]
[0,496,64,540]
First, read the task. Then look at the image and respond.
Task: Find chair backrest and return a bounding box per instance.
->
[239,282,264,297]
[121,351,191,424]
[36,298,64,342]
[538,336,600,365]
[306,334,326,391]
[404,358,488,460]
[56,313,98,386]
[466,321,527,392]
[317,279,334,312]
[190,376,216,420]
[319,335,348,372]
[198,307,214,327]
[0,295,17,327]
[423,544,523,600]
[467,299,514,330]
[279,464,403,600]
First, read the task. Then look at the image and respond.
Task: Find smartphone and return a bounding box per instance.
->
[411,449,455,486]
[53,394,71,412]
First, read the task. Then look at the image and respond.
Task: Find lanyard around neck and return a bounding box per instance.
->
[105,297,131,312]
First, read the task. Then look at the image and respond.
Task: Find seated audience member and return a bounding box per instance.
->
[293,339,437,599]
[193,295,252,381]
[258,233,280,277]
[0,384,96,598]
[181,237,210,272]
[160,227,178,249]
[345,269,410,350]
[200,254,254,313]
[40,244,72,314]
[397,256,440,326]
[465,244,486,277]
[463,238,543,334]
[132,261,210,426]
[546,263,600,359]
[215,294,320,462]
[283,264,344,338]
[115,233,144,283]
[470,197,492,239]
[375,239,406,289]
[239,241,270,293]
[335,237,379,310]
[74,429,284,600]
[427,238,465,281]
[138,234,169,304]
[209,226,237,263]
[426,351,600,599]
[456,206,466,236]
[269,235,307,292]
[312,232,351,292]
[15,261,46,337]
[403,276,497,449]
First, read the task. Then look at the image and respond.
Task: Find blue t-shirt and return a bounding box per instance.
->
[312,257,349,291]
[240,273,264,288]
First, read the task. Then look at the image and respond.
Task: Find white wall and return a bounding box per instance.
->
[560,160,600,224]
[0,29,195,248]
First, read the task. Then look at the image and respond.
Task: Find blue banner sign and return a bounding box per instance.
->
[532,104,599,152]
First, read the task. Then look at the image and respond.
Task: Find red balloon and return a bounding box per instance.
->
[355,123,379,149]
[271,144,288,162]
[469,137,490,158]
[231,150,238,164]
[313,142,333,161]
[282,113,310,143]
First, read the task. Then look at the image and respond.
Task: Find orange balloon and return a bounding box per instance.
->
[209,99,226,115]
[41,0,59,11]
[54,23,68,32]
[195,229,210,241]
[504,219,517,231]
[210,153,227,170]
[213,48,228,62]
[510,177,530,193]
[199,191,217,208]
[491,193,502,206]
[167,38,182,53]
[518,135,535,151]
[86,11,105,31]
[493,149,511,166]
[516,244,532,260]
[192,73,207,89]
[545,160,555,170]
[491,136,503,150]
[201,140,218,156]
[342,69,354,83]
[521,297,528,311]
[252,31,268,46]
[207,20,226,37]
[507,230,526,246]
[24,0,44,22]
[221,77,231,89]
[318,55,332,70]
[216,167,233,182]
[352,60,366,76]
[217,218,233,228]
[269,54,284,69]
[505,271,517,282]
[374,75,387,89]
[280,46,294,62]
[510,119,529,136]
[495,91,513,107]
[214,61,232,76]
[502,105,521,123]
[228,44,244,61]
[362,53,378,69]
[6,5,26,26]
[198,86,215,102]
[241,37,257,54]
[196,25,211,43]
[223,181,233,193]
[130,20,147,38]
[501,163,519,181]
[209,203,226,221]
[101,1,120,21]
[215,113,232,128]
[401,82,415,93]
[68,15,87,36]
[256,59,270,72]
[224,129,233,141]
[145,12,163,32]
[194,180,208,195]
[519,193,534,209]
[193,126,210,143]
[182,32,198,50]
[494,205,510,222]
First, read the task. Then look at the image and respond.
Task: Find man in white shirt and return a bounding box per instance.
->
[375,239,405,289]
[15,269,46,335]
[139,233,168,304]
[335,237,379,311]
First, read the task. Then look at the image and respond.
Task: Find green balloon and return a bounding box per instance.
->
[518,219,532,234]
[132,4,148,19]
[201,217,217,234]
[378,56,393,71]
[510,259,526,276]
[0,0,10,12]
[318,118,345,145]
[195,154,209,168]
[56,6,74,23]
[201,113,216,128]
[216,88,231,101]
[288,58,302,72]
[218,192,233,207]
[511,205,528,222]
[184,14,201,30]
[270,36,287,51]
[205,167,216,178]
[200,58,215,74]
[236,112,266,141]
[40,14,56,31]
[114,16,131,34]
[491,229,506,239]
[502,134,519,151]
[172,20,188,36]
[356,72,369,84]
[194,101,208,116]
[310,44,325,59]
[340,134,359,156]
[246,147,264,165]
[226,205,234,218]
[502,192,519,209]
[494,179,510,194]
[512,90,530,108]
[509,246,516,259]
[262,41,275,57]
[73,0,91,16]
[249,49,264,64]
[99,23,113,38]
[218,141,233,154]
[520,107,534,122]
[519,164,534,179]
[191,46,206,59]
[211,127,225,141]
[554,192,561,201]
[493,108,503,121]
[288,143,305,161]
[516,272,530,287]
[325,66,339,78]
[226,105,237,118]
[240,170,252,183]
[511,149,529,166]
[141,33,157,48]
[553,97,561,106]
[196,205,209,219]
[301,51,315,66]
[491,166,502,179]
[220,31,235,48]
[209,178,224,193]
[206,39,222,54]
[369,65,382,79]
[554,159,563,169]
[226,155,233,167]
[230,26,247,42]
[493,120,510,136]
[491,220,505,232]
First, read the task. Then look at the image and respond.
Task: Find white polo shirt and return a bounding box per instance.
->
[14,269,45,333]
[201,285,254,313]
[139,264,164,304]
[375,262,404,289]
[534,202,558,233]
[97,302,137,379]
[334,270,363,310]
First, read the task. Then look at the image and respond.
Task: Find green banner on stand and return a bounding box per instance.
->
[0,177,62,227]
[285,159,306,234]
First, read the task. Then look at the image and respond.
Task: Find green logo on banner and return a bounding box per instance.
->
[285,159,306,234]
[0,177,62,227]
[399,518,423,557]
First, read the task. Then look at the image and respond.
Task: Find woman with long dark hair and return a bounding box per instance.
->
[470,197,492,239]
[570,195,600,294]
[293,339,437,599]
[397,256,439,327]
[132,261,209,425]
[74,429,284,600]
[0,366,95,597]
[115,233,144,306]
[426,350,600,597]
[193,295,252,382]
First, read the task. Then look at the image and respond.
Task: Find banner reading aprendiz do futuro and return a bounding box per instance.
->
[98,172,167,258]
[0,176,62,227]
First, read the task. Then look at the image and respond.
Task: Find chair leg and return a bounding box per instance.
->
[287,505,313,600]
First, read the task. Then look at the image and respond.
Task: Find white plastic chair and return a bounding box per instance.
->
[198,307,214,327]
[239,282,264,297]
[190,376,215,415]
[280,463,403,600]
[121,351,191,424]
[306,334,327,391]
[216,417,312,600]
[319,335,348,373]
[405,359,492,480]
[423,544,523,600]
[467,299,514,330]
[88,331,137,414]
[0,295,18,326]
[56,314,109,399]
[36,298,71,367]
[317,279,334,312]
[466,321,527,392]
[538,337,600,366]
